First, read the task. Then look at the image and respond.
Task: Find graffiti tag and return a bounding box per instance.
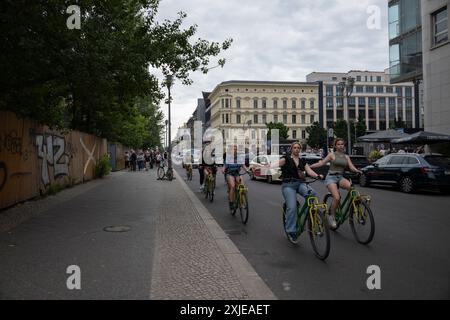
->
[0,130,23,155]
[36,134,70,187]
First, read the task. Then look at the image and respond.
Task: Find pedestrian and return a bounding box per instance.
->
[130,150,137,171]
[137,150,145,171]
[125,151,130,170]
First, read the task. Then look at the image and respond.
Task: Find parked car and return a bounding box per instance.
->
[344,155,371,183]
[359,153,450,193]
[182,149,201,169]
[249,155,283,183]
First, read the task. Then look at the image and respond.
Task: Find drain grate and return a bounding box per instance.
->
[103,226,131,233]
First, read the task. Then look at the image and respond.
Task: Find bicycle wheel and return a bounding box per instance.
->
[307,208,330,260]
[349,200,375,245]
[323,193,340,231]
[157,167,165,179]
[239,191,249,224]
[209,179,215,202]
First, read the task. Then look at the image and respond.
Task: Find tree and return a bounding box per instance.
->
[350,114,367,142]
[333,119,348,141]
[266,122,289,141]
[306,122,327,148]
[0,0,232,150]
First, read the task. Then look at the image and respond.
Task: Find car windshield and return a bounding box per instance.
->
[424,155,450,168]
[268,155,282,163]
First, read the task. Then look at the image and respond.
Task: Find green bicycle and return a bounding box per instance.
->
[204,171,216,202]
[323,178,375,245]
[282,178,330,260]
[229,170,250,224]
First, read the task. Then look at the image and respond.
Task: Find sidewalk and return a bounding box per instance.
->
[0,169,276,300]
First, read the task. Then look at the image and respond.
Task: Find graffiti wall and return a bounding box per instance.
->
[0,111,108,210]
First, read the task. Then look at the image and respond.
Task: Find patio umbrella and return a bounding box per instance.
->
[357,129,410,143]
[391,131,450,144]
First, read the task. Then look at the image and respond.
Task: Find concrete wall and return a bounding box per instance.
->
[0,111,108,209]
[422,0,450,134]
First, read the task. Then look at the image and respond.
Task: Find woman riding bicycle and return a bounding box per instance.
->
[309,138,362,229]
[268,142,323,243]
[222,145,249,211]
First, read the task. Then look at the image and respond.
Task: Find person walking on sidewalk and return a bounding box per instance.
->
[309,138,362,229]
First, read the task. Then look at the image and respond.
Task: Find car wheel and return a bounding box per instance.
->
[267,175,273,184]
[359,173,369,187]
[400,176,414,193]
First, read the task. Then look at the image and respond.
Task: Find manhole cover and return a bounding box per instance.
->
[103,226,131,233]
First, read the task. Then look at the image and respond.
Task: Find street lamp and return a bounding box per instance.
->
[338,77,355,154]
[165,120,168,149]
[165,74,174,179]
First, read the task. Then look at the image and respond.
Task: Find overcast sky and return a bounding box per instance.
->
[151,0,389,140]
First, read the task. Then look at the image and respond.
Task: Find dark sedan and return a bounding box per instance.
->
[359,153,450,193]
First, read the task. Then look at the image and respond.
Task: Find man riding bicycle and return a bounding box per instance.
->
[200,140,219,191]
[222,145,250,211]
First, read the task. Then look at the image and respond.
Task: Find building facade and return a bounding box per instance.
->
[421,0,450,134]
[206,80,320,144]
[306,70,419,132]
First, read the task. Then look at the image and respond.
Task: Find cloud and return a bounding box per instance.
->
[152,0,389,139]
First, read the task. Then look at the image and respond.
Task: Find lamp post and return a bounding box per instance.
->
[165,120,168,149]
[165,75,174,179]
[338,77,355,154]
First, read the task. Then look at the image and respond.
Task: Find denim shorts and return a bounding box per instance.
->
[325,173,345,186]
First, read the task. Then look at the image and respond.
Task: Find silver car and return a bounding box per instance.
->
[249,155,283,183]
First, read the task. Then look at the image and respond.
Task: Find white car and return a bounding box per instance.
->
[182,149,201,169]
[249,155,283,183]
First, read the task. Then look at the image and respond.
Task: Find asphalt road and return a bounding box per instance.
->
[178,165,450,299]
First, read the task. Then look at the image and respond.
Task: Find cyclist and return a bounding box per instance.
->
[309,138,362,229]
[200,140,218,191]
[268,142,323,243]
[222,145,250,212]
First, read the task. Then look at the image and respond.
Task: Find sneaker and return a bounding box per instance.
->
[287,232,299,244]
[199,185,204,192]
[327,215,337,229]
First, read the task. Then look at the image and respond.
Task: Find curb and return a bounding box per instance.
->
[173,169,277,300]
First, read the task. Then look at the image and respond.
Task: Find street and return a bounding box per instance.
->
[179,165,450,299]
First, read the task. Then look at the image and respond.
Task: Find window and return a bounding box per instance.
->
[273,100,278,109]
[388,156,405,165]
[225,99,229,108]
[332,76,338,81]
[301,100,306,109]
[236,99,241,109]
[433,7,448,46]
[386,86,394,93]
[396,87,403,96]
[301,130,306,140]
[221,99,224,108]
[283,114,287,124]
[405,87,412,97]
[226,113,229,123]
[222,114,224,123]
[292,115,296,124]
[369,97,376,107]
[262,114,267,124]
[253,99,258,109]
[377,76,382,82]
[356,86,364,93]
[336,86,343,96]
[301,115,305,124]
[283,100,287,109]
[310,115,315,124]
[389,43,400,77]
[292,100,296,109]
[366,86,374,93]
[236,114,241,124]
[274,114,278,123]
[292,130,297,139]
[326,98,333,109]
[253,114,258,124]
[376,86,384,93]
[337,98,343,108]
[326,85,334,96]
[310,100,315,109]
[262,100,267,109]
[405,156,419,165]
[356,76,361,82]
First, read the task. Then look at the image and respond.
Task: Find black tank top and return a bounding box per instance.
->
[281,155,307,180]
